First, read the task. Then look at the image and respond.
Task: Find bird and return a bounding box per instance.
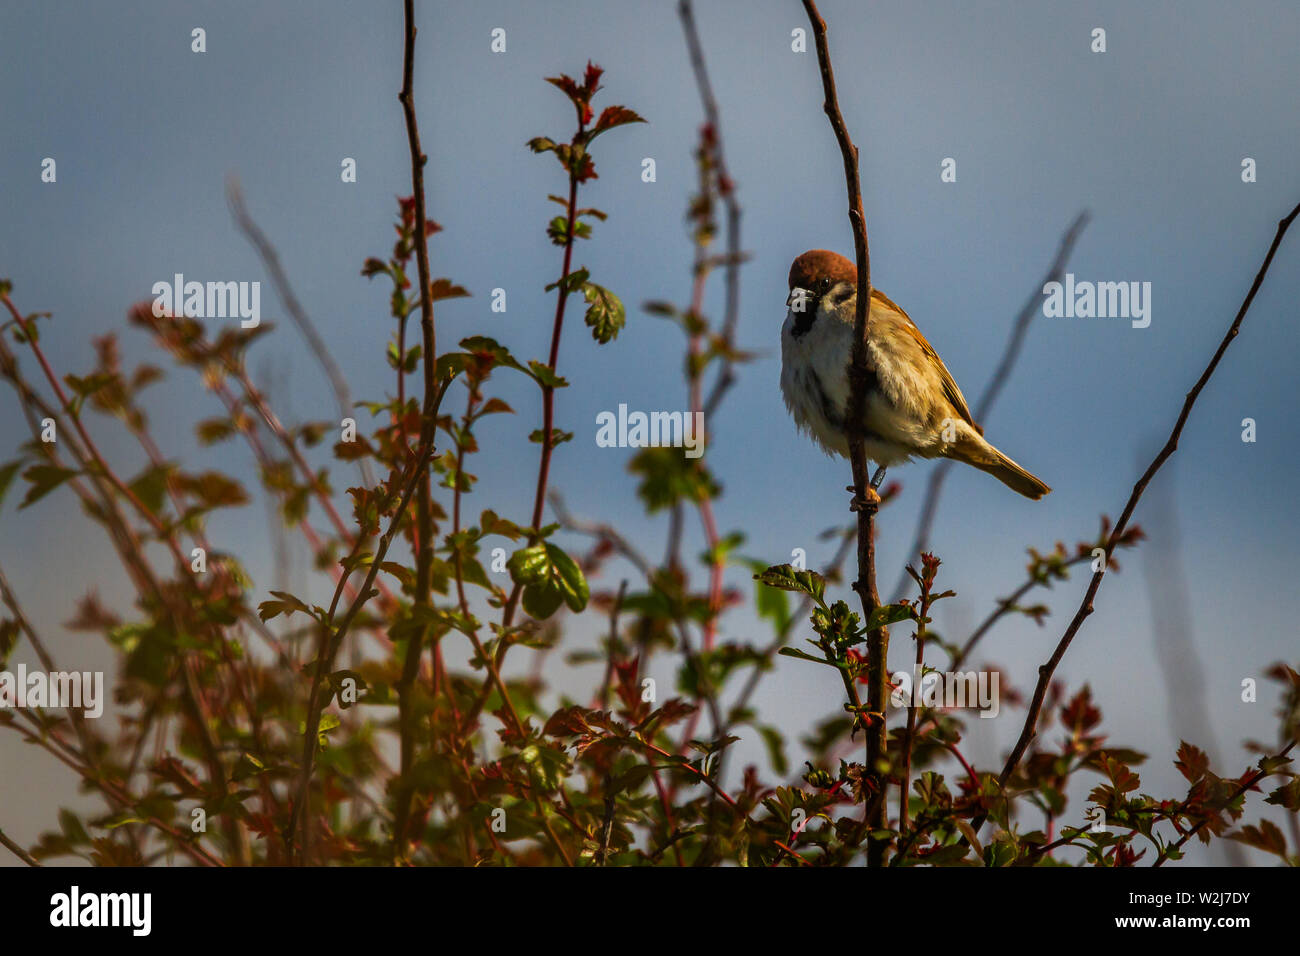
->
[780,249,1050,500]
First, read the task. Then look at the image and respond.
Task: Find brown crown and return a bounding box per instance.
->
[788,249,856,291]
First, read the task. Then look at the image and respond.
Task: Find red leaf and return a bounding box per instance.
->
[574,154,598,183]
[1175,741,1210,783]
[546,73,581,101]
[592,105,646,137]
[429,278,470,301]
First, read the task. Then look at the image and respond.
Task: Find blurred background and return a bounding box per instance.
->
[2,0,1297,864]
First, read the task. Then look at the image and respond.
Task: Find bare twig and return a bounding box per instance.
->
[226,177,374,490]
[389,0,443,862]
[800,0,889,866]
[898,565,932,837]
[992,200,1300,805]
[465,77,594,729]
[0,827,40,867]
[286,379,453,859]
[949,552,1091,671]
[2,292,248,864]
[679,0,746,420]
[890,211,1089,602]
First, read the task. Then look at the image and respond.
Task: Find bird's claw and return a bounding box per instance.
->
[848,486,881,512]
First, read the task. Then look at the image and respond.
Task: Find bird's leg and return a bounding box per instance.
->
[870,465,887,490]
[846,481,881,512]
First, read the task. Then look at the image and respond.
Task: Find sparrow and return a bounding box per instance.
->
[780,249,1050,500]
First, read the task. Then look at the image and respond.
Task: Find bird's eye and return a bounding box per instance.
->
[818,277,832,292]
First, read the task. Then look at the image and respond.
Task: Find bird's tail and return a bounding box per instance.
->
[949,434,1051,500]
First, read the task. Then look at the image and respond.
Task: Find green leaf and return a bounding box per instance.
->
[740,558,791,633]
[506,544,549,586]
[64,372,114,400]
[527,361,569,389]
[546,216,591,246]
[0,619,17,668]
[777,647,838,668]
[529,427,574,446]
[127,462,175,516]
[754,564,826,604]
[506,542,589,620]
[545,542,589,612]
[195,417,237,446]
[629,446,719,512]
[316,713,341,748]
[582,282,625,344]
[59,809,90,845]
[544,268,590,296]
[521,583,563,621]
[865,602,914,632]
[643,300,679,318]
[528,136,557,154]
[758,724,789,776]
[0,460,23,511]
[232,753,267,782]
[479,509,524,540]
[458,336,529,377]
[18,464,79,510]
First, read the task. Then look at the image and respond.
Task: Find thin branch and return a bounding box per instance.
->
[992,200,1300,804]
[0,828,40,867]
[949,552,1091,671]
[466,94,592,728]
[286,377,452,860]
[390,0,442,864]
[898,565,933,837]
[2,292,247,864]
[801,0,889,867]
[890,212,1089,602]
[679,0,746,420]
[226,177,374,489]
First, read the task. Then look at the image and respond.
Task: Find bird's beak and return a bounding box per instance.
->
[787,287,811,311]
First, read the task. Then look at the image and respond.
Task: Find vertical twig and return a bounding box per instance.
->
[897,562,934,838]
[800,0,889,866]
[391,0,441,861]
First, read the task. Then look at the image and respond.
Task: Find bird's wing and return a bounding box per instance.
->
[872,290,982,434]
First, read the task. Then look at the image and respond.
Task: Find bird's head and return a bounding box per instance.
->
[787,249,857,329]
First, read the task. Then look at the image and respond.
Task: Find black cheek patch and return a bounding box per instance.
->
[791,304,817,338]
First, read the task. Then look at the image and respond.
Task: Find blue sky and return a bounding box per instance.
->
[2,1,1298,863]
